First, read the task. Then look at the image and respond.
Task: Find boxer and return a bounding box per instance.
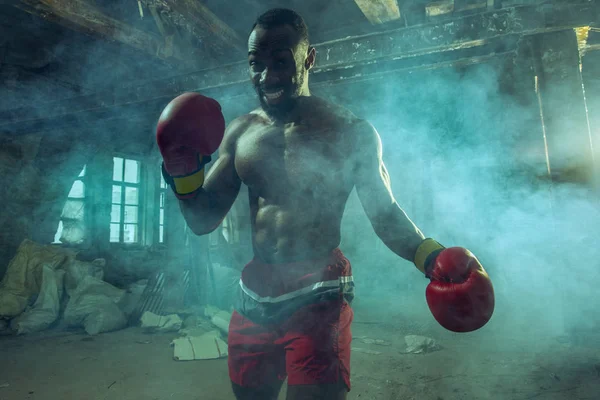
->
[157,8,494,400]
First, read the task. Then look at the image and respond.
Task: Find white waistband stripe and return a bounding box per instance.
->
[239,276,354,304]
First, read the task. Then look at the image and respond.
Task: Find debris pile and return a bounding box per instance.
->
[0,239,233,361]
[0,239,144,335]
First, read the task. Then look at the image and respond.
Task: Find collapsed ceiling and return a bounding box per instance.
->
[0,0,598,136]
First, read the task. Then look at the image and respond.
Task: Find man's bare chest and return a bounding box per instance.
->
[234,124,353,193]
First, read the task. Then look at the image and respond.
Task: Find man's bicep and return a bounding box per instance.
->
[353,122,396,220]
[202,117,245,203]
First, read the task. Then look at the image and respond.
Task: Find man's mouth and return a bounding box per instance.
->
[262,88,284,101]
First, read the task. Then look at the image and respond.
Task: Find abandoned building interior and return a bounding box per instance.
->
[0,0,599,399]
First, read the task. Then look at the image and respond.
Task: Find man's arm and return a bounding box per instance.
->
[178,116,248,235]
[352,120,425,263]
[352,121,495,332]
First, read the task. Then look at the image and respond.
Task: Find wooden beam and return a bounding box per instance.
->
[426,1,454,18]
[141,0,244,59]
[353,0,401,24]
[455,0,487,13]
[14,0,185,63]
[1,2,597,135]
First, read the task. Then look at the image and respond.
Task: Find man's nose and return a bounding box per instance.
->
[260,68,279,86]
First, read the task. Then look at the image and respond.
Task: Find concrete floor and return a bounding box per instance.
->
[1,298,599,400]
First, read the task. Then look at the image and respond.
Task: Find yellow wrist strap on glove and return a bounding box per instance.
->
[162,155,212,197]
[173,168,205,195]
[414,238,445,275]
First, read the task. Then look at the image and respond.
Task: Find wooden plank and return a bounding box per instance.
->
[426,1,454,18]
[14,0,184,62]
[141,0,244,58]
[0,2,597,134]
[353,0,402,24]
[455,0,487,13]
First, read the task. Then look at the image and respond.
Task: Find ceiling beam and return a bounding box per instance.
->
[425,0,489,18]
[426,1,455,18]
[354,0,402,24]
[13,0,188,63]
[140,0,245,61]
[455,0,487,13]
[0,2,597,134]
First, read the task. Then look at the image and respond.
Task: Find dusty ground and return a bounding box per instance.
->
[1,297,599,400]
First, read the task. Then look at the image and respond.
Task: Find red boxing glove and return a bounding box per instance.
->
[425,246,495,332]
[156,92,225,198]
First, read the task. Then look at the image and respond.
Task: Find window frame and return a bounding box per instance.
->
[110,155,144,245]
[157,167,169,245]
[53,165,87,245]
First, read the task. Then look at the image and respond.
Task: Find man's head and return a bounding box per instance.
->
[248,8,316,120]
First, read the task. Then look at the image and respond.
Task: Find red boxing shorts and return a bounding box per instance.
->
[228,248,354,389]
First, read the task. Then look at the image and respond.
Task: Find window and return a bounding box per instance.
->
[158,172,168,243]
[111,157,141,243]
[54,166,86,244]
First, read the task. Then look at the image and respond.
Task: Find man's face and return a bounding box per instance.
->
[248,25,308,119]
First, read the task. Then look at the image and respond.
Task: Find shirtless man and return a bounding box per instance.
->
[156,8,494,400]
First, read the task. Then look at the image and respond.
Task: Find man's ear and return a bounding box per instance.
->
[305,46,316,70]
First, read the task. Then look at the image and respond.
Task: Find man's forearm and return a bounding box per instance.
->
[178,190,227,235]
[372,203,425,262]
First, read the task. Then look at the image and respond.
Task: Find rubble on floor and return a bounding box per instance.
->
[140,311,183,333]
[403,334,441,354]
[355,336,391,346]
[0,240,150,335]
[170,305,232,361]
[11,265,64,334]
[0,239,233,362]
[0,239,73,319]
[172,330,228,361]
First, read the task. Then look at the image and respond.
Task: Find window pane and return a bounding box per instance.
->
[68,180,85,198]
[124,159,140,183]
[125,187,139,205]
[53,220,64,244]
[160,192,165,208]
[159,209,164,225]
[110,223,120,242]
[111,205,121,223]
[124,206,138,223]
[113,157,124,181]
[61,220,85,244]
[159,226,164,243]
[78,165,86,177]
[62,199,84,220]
[123,224,138,243]
[112,185,122,204]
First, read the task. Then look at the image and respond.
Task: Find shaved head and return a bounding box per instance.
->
[251,8,309,51]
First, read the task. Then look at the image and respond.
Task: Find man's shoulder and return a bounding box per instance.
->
[219,113,261,153]
[225,112,263,138]
[308,96,359,123]
[230,112,262,128]
[306,97,376,145]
